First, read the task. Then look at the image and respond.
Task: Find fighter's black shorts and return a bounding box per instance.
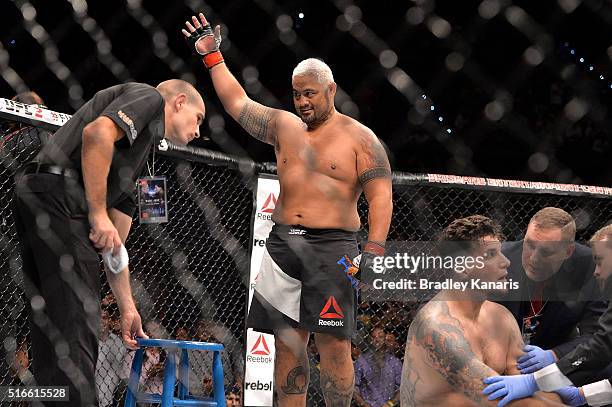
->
[247,224,360,338]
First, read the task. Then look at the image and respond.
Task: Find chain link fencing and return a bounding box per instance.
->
[0,0,610,405]
[1,0,609,186]
[2,113,611,406]
[1,115,254,405]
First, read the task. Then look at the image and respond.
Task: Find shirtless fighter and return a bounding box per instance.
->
[400,215,562,406]
[182,13,393,407]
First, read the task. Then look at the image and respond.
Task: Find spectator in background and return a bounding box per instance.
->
[141,346,164,395]
[145,319,168,339]
[96,309,128,407]
[351,341,361,362]
[0,91,51,169]
[355,301,376,349]
[226,386,242,406]
[3,335,32,407]
[175,326,190,341]
[8,335,34,387]
[354,327,402,407]
[374,302,412,342]
[189,320,237,396]
[384,331,401,360]
[101,292,116,309]
[12,91,45,106]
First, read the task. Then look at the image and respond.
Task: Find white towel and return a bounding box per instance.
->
[102,244,129,274]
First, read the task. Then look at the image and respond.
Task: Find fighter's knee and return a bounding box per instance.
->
[274,328,309,359]
[314,333,351,359]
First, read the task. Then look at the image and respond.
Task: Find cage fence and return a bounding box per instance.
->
[2,110,611,406]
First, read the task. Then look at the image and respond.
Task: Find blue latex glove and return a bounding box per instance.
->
[554,386,586,406]
[517,345,556,373]
[483,373,538,407]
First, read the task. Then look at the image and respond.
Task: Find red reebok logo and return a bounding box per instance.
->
[250,334,271,355]
[260,193,277,213]
[319,296,344,319]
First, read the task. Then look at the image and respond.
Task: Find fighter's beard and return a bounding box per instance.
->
[302,98,332,129]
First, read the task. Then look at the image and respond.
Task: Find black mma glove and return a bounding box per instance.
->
[357,241,386,285]
[183,13,224,69]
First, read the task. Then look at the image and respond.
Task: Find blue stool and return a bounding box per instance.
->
[124,338,226,407]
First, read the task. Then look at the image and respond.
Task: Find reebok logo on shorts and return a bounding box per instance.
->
[319,296,344,326]
[320,296,344,318]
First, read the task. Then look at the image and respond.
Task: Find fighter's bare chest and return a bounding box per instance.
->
[276,132,357,176]
[464,329,508,372]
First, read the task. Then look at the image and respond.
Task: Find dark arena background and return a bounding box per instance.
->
[0,0,610,406]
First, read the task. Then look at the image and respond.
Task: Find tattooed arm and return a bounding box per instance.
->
[356,129,392,244]
[208,62,286,145]
[401,303,562,407]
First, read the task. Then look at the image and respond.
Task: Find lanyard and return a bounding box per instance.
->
[146,139,157,176]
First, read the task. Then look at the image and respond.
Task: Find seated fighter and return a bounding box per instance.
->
[400,215,562,406]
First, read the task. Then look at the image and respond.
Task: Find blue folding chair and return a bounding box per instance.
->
[124,338,226,407]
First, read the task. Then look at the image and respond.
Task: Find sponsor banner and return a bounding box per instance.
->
[248,177,280,306]
[244,328,275,406]
[244,176,279,406]
[0,97,71,131]
[426,173,612,196]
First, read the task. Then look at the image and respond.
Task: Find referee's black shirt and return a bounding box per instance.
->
[36,82,165,216]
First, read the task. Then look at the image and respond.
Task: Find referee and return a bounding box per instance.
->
[12,80,205,406]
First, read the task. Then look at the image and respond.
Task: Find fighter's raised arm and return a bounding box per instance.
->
[182,13,288,145]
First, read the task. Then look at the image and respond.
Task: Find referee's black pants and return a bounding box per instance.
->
[13,172,101,407]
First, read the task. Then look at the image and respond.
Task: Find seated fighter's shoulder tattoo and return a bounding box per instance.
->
[405,303,493,403]
[401,321,422,406]
[237,100,278,145]
[358,132,392,186]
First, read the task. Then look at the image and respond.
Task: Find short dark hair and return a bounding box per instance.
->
[11,91,45,106]
[437,215,504,257]
[370,326,386,336]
